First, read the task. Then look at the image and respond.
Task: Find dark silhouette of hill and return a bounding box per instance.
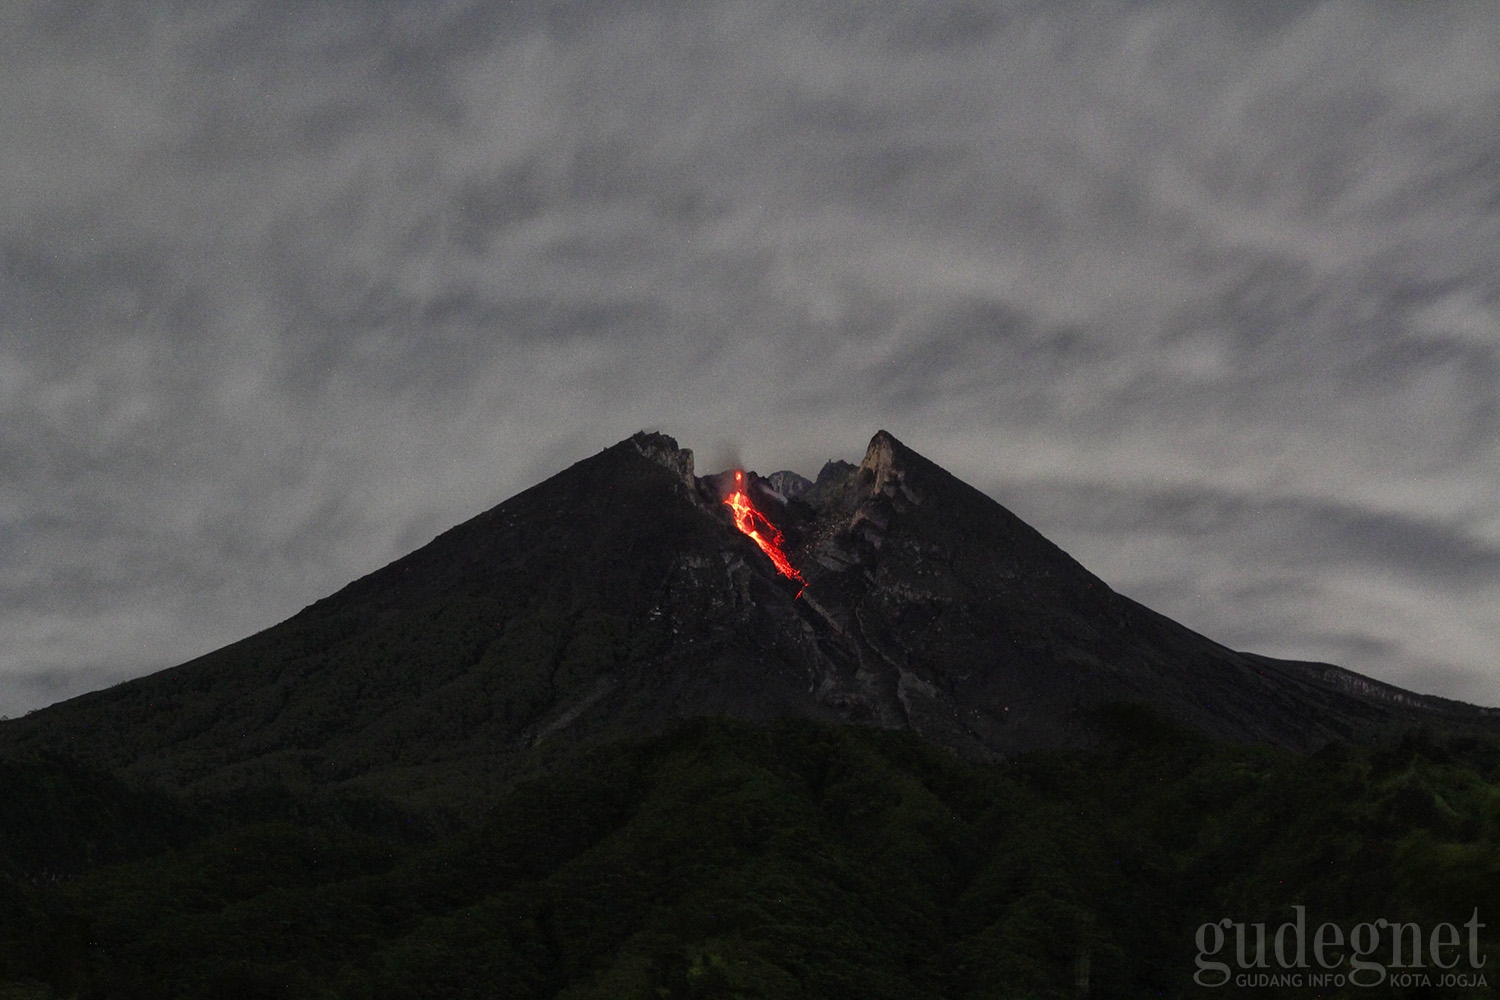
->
[1,431,1494,807]
[3,431,1500,998]
[2,716,1498,998]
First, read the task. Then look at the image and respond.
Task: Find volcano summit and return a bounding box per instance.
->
[2,430,1494,801]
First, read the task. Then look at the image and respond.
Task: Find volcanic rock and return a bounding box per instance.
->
[2,430,1494,803]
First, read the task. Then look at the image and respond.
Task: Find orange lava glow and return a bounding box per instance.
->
[725,472,805,592]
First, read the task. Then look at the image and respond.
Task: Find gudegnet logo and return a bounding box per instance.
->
[1194,906,1488,989]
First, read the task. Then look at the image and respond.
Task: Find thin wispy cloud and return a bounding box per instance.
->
[3,1,1498,714]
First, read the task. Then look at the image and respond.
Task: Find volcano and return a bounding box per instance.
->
[2,430,1494,801]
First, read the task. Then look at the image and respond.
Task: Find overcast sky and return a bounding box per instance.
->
[4,1,1499,716]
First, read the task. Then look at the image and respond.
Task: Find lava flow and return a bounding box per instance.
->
[724,471,806,592]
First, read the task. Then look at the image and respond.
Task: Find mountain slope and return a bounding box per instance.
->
[777,431,1495,752]
[5,716,1499,998]
[1,430,1493,804]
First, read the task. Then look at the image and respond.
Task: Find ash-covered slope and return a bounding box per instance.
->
[2,431,1493,800]
[780,432,1497,753]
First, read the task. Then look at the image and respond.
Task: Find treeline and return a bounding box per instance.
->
[1,711,1497,998]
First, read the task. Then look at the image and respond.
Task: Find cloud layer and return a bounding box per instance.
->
[4,1,1499,714]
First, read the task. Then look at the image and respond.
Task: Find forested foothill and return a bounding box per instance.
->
[2,712,1496,998]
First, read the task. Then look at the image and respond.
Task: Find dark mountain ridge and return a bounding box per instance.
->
[2,430,1494,806]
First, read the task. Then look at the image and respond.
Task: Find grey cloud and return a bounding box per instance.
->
[989,475,1500,704]
[0,664,147,721]
[2,1,1499,715]
[1003,479,1500,586]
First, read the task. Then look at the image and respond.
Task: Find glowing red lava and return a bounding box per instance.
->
[724,471,805,592]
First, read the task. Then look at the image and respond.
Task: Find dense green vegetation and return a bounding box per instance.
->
[1,713,1497,998]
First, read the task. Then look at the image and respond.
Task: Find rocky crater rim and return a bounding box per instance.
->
[630,428,907,497]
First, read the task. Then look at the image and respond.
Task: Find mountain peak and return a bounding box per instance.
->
[3,429,1493,801]
[858,429,906,498]
[628,429,695,486]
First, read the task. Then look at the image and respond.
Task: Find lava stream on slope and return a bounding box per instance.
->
[723,471,805,592]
